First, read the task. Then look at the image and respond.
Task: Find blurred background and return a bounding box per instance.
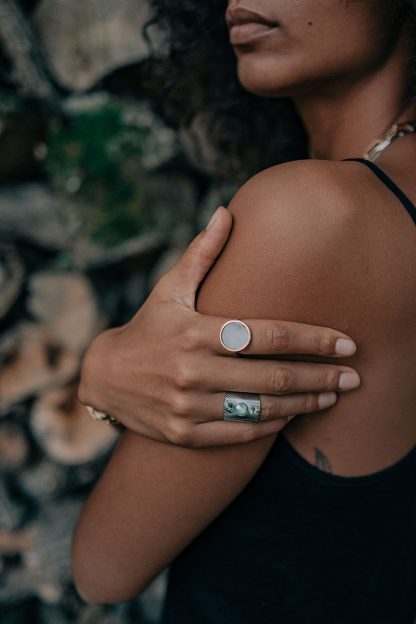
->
[0,1,240,622]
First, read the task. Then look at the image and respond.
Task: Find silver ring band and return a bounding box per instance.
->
[224,392,261,423]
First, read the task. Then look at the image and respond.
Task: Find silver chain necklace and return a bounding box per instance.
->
[363,120,416,162]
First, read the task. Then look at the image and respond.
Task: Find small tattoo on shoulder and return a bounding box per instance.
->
[314,448,333,473]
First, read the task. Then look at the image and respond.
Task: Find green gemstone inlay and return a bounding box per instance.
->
[235,402,249,417]
[226,402,236,414]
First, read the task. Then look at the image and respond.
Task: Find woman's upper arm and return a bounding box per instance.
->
[72,161,346,603]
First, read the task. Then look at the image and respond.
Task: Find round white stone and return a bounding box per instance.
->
[220,321,251,352]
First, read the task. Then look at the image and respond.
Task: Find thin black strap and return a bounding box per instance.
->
[344,157,416,226]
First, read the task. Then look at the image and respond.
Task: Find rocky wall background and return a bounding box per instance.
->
[0,1,239,622]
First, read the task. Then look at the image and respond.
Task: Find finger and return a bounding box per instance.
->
[205,358,360,394]
[187,390,337,423]
[158,207,233,309]
[189,417,295,447]
[242,318,357,356]
[101,406,167,442]
[197,315,357,357]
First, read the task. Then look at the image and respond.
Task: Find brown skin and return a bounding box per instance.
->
[78,216,359,447]
[72,0,416,604]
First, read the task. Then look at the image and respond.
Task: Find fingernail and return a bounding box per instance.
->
[319,392,337,409]
[206,206,223,230]
[339,371,360,390]
[287,415,297,422]
[335,338,357,356]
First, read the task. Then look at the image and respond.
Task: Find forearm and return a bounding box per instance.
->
[71,429,275,603]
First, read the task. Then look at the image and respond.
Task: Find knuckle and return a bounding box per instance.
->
[269,367,295,393]
[182,324,202,352]
[312,332,333,356]
[267,324,291,351]
[175,364,197,390]
[304,393,319,412]
[259,398,277,422]
[311,332,324,355]
[170,391,192,418]
[165,416,193,446]
[320,368,339,391]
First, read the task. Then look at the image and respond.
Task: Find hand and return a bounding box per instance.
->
[78,207,360,447]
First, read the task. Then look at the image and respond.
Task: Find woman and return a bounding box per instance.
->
[72,1,416,622]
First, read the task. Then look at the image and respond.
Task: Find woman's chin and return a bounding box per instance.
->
[236,65,293,98]
[238,77,291,99]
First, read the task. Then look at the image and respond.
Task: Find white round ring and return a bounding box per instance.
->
[219,320,252,353]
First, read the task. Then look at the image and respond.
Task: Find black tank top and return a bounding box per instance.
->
[161,159,416,624]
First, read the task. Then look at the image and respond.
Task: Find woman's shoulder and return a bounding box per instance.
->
[219,155,416,326]
[242,157,373,190]
[225,159,365,267]
[239,157,362,190]
[228,156,416,260]
[205,159,366,328]
[229,159,365,230]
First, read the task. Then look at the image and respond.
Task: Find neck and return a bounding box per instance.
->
[293,43,416,161]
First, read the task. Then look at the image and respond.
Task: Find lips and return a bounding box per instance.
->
[225,7,278,45]
[225,7,276,28]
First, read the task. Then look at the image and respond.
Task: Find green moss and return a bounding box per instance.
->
[43,100,179,247]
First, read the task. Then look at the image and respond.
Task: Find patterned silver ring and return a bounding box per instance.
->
[223,392,261,423]
[220,320,251,353]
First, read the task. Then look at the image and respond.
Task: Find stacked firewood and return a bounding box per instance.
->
[0,171,172,624]
[0,2,180,623]
[0,3,238,622]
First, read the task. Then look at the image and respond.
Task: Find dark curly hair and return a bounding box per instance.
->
[145,1,416,179]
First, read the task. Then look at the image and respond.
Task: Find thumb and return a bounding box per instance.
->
[162,206,232,309]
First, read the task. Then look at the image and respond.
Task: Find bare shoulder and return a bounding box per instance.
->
[231,156,416,234]
[206,159,368,323]
[230,158,363,213]
[226,159,367,257]
[218,157,416,311]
